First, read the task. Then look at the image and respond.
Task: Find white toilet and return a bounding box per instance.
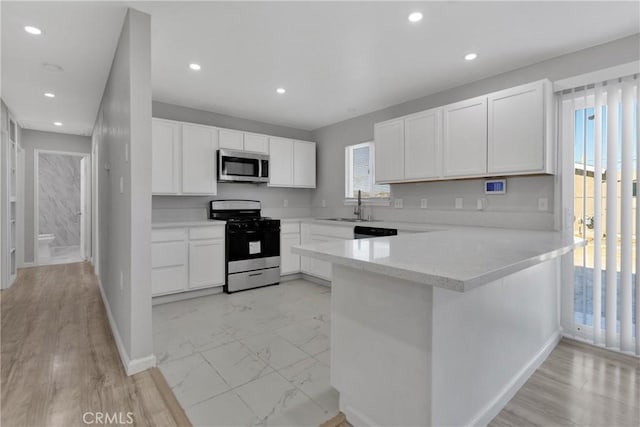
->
[38,234,55,262]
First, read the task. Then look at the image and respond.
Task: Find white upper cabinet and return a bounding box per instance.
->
[293,140,316,188]
[443,96,488,178]
[269,137,294,186]
[269,137,316,188]
[372,79,553,183]
[219,129,244,150]
[488,80,548,174]
[152,119,181,194]
[243,133,269,154]
[404,108,442,180]
[182,124,218,195]
[374,118,404,183]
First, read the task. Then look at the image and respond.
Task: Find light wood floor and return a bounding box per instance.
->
[1,262,190,427]
[491,338,640,427]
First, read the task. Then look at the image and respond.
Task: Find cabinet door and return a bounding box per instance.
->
[443,97,487,177]
[488,81,544,174]
[182,124,218,194]
[219,129,244,150]
[268,137,294,186]
[189,239,225,289]
[374,119,404,182]
[152,240,187,295]
[293,141,316,188]
[244,133,269,154]
[404,109,442,180]
[280,233,301,275]
[152,119,180,194]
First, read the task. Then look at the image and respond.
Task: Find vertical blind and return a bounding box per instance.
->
[562,75,639,356]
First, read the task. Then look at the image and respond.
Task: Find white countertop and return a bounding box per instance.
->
[293,228,583,292]
[152,220,226,228]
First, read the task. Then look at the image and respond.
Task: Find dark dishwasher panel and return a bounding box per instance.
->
[354,226,398,239]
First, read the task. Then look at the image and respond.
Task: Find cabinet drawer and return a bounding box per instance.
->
[281,222,300,234]
[152,228,186,243]
[152,241,187,268]
[189,226,225,240]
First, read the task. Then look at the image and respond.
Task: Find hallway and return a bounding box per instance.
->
[0,263,188,427]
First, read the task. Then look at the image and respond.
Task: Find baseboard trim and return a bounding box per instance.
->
[152,286,223,306]
[19,262,35,268]
[339,395,380,427]
[96,276,156,376]
[301,273,331,287]
[466,330,562,427]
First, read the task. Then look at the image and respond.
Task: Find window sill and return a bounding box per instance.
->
[344,198,391,207]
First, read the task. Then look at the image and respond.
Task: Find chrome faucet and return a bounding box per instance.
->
[354,190,363,220]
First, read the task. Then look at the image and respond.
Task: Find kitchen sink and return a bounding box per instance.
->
[321,218,382,223]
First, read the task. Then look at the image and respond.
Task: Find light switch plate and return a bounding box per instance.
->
[124,143,129,163]
[394,199,403,209]
[538,197,548,211]
[321,199,326,208]
[120,176,124,194]
[420,198,428,209]
[455,198,463,209]
[477,198,486,210]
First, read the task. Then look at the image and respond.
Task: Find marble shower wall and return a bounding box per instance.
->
[38,153,81,247]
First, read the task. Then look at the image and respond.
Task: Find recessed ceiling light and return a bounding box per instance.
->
[189,63,201,71]
[24,26,42,35]
[408,12,423,23]
[276,87,286,94]
[44,92,55,98]
[53,122,63,126]
[465,53,478,61]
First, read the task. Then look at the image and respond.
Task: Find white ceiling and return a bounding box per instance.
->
[2,2,639,136]
[1,1,127,135]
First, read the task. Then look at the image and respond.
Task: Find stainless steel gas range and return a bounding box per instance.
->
[209,200,280,293]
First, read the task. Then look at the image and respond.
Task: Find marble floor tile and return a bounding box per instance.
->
[313,349,331,366]
[279,358,339,414]
[160,353,231,407]
[154,331,195,365]
[240,332,310,370]
[275,321,330,356]
[153,279,338,426]
[186,390,259,427]
[201,341,273,388]
[233,372,327,427]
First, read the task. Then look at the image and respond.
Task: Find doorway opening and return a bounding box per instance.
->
[34,150,91,266]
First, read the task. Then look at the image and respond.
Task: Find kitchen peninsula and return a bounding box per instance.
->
[294,228,582,427]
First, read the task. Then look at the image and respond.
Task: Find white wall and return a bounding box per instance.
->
[151,101,315,221]
[310,34,640,230]
[94,8,153,375]
[20,129,91,262]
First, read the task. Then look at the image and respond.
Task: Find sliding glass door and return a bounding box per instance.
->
[562,77,638,355]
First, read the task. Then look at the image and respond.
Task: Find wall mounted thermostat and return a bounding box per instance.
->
[484,179,506,194]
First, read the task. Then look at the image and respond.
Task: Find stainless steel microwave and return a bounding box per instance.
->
[217,149,269,183]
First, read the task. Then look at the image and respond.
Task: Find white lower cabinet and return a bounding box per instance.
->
[280,222,301,275]
[189,239,225,289]
[300,223,352,281]
[152,226,225,297]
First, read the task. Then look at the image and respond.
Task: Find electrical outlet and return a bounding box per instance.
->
[477,198,486,210]
[124,143,129,162]
[321,199,326,208]
[119,271,124,290]
[538,197,548,211]
[420,198,428,209]
[283,199,288,208]
[455,197,463,209]
[119,176,124,194]
[394,199,403,209]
